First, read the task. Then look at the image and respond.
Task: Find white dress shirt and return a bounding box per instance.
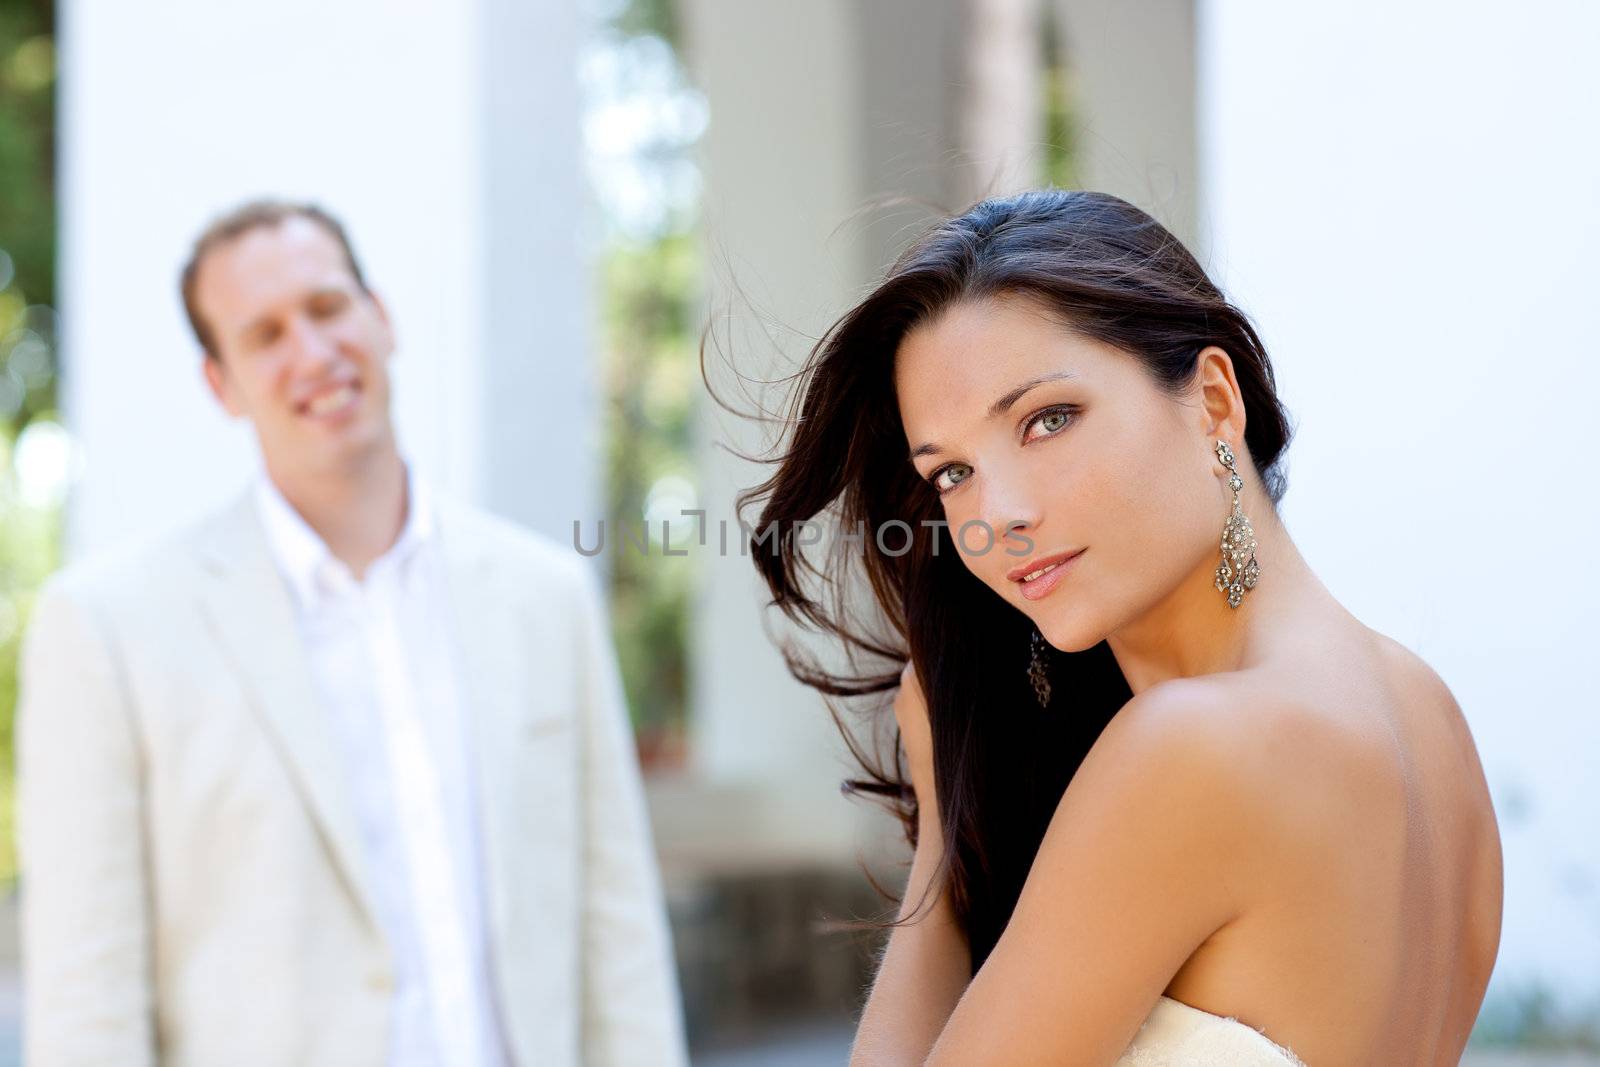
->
[255,465,509,1067]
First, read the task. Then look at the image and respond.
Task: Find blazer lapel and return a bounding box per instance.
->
[194,492,382,932]
[435,504,533,949]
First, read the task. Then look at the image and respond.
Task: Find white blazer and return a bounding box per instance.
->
[16,489,688,1067]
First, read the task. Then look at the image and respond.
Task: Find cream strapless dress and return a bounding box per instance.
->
[1116,995,1309,1065]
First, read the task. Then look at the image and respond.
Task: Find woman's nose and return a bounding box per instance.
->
[972,471,1042,553]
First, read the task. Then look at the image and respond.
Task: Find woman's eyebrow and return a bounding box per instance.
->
[988,371,1077,417]
[909,371,1079,459]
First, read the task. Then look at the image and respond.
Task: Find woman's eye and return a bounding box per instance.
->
[930,462,973,494]
[1024,406,1076,442]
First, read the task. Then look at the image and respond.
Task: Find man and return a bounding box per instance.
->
[16,200,688,1066]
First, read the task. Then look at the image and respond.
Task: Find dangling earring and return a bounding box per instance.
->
[1027,627,1052,707]
[1213,439,1260,609]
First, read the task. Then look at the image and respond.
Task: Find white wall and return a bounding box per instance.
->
[59,0,593,554]
[1200,0,1600,1006]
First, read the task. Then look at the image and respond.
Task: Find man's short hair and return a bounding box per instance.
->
[180,199,370,361]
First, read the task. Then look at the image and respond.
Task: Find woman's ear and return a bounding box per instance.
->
[1194,345,1247,444]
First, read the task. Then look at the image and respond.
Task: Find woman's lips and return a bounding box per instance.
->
[1010,548,1085,602]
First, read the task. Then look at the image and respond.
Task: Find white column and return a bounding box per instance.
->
[675,0,881,863]
[1053,0,1200,250]
[477,0,597,542]
[673,0,1040,866]
[960,0,1046,204]
[1199,0,1600,1010]
[59,0,591,556]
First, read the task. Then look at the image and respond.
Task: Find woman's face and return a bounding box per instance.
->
[893,292,1241,651]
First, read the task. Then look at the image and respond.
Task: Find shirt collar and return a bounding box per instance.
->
[254,461,434,608]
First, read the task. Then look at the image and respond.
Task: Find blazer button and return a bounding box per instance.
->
[367,971,394,993]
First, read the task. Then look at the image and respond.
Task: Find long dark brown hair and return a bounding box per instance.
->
[735,189,1295,973]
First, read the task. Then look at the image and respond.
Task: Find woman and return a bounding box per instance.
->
[740,189,1502,1064]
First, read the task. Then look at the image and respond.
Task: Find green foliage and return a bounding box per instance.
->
[609,0,679,49]
[599,231,699,754]
[0,0,54,315]
[0,462,60,885]
[591,0,700,766]
[1039,8,1081,191]
[0,0,57,888]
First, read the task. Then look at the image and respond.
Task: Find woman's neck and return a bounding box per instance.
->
[1105,503,1339,697]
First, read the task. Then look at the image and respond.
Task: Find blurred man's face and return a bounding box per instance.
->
[198,216,396,478]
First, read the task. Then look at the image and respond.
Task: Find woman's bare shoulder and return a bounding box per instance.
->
[1098,667,1406,860]
[1365,627,1467,719]
[1078,675,1333,831]
[1106,671,1357,777]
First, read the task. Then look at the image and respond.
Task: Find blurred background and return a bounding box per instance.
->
[1,0,1597,1063]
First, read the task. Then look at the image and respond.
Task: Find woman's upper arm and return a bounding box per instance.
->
[893,662,936,825]
[848,662,970,1066]
[891,661,948,927]
[922,679,1271,1066]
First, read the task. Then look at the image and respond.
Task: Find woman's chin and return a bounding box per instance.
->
[1036,614,1104,655]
